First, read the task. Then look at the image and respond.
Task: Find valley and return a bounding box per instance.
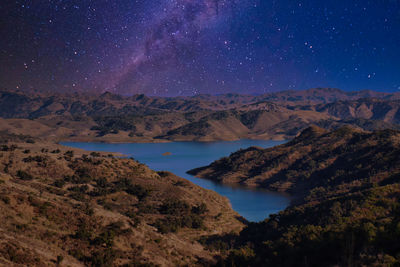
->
[1,88,400,266]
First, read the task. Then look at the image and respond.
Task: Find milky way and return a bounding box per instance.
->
[1,0,400,95]
[113,0,242,94]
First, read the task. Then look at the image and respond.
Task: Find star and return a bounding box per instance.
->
[0,0,398,95]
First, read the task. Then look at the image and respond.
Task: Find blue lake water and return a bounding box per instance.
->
[61,140,290,222]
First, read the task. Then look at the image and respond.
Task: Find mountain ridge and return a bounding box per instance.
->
[1,88,400,143]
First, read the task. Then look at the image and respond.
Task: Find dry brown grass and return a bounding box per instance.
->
[0,135,243,266]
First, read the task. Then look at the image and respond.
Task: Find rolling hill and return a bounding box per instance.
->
[193,127,400,266]
[188,126,400,201]
[0,132,243,266]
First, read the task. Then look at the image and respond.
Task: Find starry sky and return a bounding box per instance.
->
[1,0,400,96]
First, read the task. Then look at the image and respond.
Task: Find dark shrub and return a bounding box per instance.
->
[192,203,208,215]
[64,150,74,157]
[16,170,33,180]
[53,179,66,188]
[159,199,190,215]
[73,223,93,240]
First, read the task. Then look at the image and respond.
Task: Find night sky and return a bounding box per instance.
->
[1,0,399,96]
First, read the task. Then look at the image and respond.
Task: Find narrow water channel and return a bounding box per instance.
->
[62,140,290,222]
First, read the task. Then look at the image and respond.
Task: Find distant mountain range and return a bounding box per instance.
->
[1,88,400,142]
[2,87,400,116]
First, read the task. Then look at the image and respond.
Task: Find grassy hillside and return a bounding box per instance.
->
[189,126,400,198]
[208,182,400,266]
[192,127,400,266]
[0,132,243,266]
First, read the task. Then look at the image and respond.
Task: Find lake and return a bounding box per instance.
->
[61,140,290,222]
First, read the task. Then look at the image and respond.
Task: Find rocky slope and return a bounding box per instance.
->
[0,132,243,266]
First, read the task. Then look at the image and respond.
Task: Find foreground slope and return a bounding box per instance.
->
[195,127,400,266]
[0,132,243,266]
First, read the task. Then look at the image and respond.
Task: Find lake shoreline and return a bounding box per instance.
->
[58,135,288,144]
[62,139,290,222]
